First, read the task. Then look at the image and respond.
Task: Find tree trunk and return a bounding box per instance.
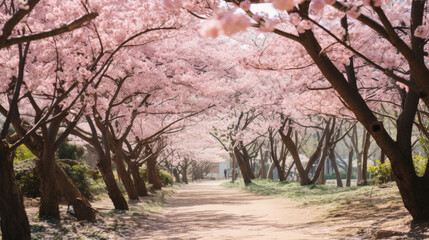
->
[275,161,286,181]
[129,161,148,197]
[280,130,311,185]
[173,168,181,183]
[269,134,286,181]
[38,145,60,220]
[0,141,31,240]
[181,164,189,184]
[392,154,429,221]
[17,132,96,221]
[240,142,255,179]
[112,154,139,200]
[311,144,331,184]
[319,160,325,184]
[361,131,371,186]
[356,153,362,183]
[380,150,385,164]
[229,152,236,183]
[268,162,275,180]
[346,150,353,187]
[97,156,128,210]
[233,147,252,185]
[329,149,343,187]
[260,148,267,179]
[285,161,295,180]
[55,162,96,221]
[147,157,162,190]
[298,19,429,220]
[311,157,326,184]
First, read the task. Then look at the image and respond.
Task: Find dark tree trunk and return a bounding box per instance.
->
[38,145,60,220]
[361,131,371,186]
[240,143,255,179]
[311,144,331,184]
[267,162,275,180]
[233,147,252,185]
[112,154,139,200]
[298,24,429,220]
[97,156,128,210]
[329,149,343,187]
[393,154,429,221]
[129,161,148,197]
[0,141,31,240]
[260,147,267,179]
[319,160,326,184]
[311,157,326,184]
[181,163,189,184]
[182,173,188,184]
[285,161,295,180]
[275,161,285,181]
[55,162,96,221]
[147,157,162,190]
[380,150,385,164]
[173,169,181,183]
[346,150,353,187]
[14,126,96,221]
[280,128,318,185]
[269,133,286,181]
[229,152,236,183]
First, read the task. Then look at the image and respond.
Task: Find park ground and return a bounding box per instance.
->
[24,180,429,240]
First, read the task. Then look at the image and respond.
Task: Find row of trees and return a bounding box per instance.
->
[192,0,429,221]
[0,1,228,239]
[210,108,376,183]
[1,0,429,239]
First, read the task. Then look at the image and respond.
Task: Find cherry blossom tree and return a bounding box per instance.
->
[195,0,429,220]
[0,0,98,238]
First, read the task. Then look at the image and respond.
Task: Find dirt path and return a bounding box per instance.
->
[131,180,332,240]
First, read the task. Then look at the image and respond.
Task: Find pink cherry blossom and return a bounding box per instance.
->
[163,0,183,10]
[414,25,429,39]
[272,0,295,11]
[346,7,361,18]
[200,19,222,38]
[311,0,326,13]
[259,19,277,32]
[296,20,312,33]
[220,12,251,36]
[288,13,302,26]
[240,0,251,11]
[363,0,383,7]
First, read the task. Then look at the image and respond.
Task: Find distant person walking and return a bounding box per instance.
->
[224,169,228,179]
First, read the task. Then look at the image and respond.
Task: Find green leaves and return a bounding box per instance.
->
[368,160,391,184]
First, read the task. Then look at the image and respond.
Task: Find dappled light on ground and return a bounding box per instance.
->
[131,180,331,240]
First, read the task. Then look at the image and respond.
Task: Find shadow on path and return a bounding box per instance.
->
[131,181,332,240]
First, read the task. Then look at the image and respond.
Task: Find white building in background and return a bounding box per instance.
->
[218,162,230,178]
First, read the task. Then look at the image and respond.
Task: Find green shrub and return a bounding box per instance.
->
[413,137,429,177]
[413,154,428,177]
[56,141,85,160]
[90,178,108,197]
[159,169,173,186]
[368,160,391,184]
[58,161,94,199]
[14,158,40,198]
[139,168,173,186]
[13,145,36,163]
[14,158,95,199]
[325,171,356,180]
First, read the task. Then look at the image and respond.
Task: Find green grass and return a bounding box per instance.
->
[222,179,401,207]
[28,185,178,240]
